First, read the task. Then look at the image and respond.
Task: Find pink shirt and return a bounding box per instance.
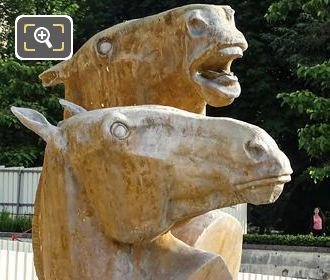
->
[313,214,323,230]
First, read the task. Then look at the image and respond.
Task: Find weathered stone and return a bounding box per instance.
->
[39,4,248,112]
[39,4,250,277]
[12,103,292,279]
[172,210,243,280]
[35,4,291,279]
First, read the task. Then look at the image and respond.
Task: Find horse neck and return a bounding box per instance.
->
[39,148,128,279]
[38,147,220,279]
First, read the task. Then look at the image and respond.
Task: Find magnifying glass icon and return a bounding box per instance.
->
[34,27,53,48]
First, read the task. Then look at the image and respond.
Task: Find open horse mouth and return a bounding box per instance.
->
[192,46,244,103]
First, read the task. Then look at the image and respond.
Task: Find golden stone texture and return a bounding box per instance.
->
[39,4,248,112]
[18,4,292,279]
[39,5,249,277]
[12,104,291,279]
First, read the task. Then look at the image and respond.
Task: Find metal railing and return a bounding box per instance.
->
[238,273,303,280]
[0,167,41,215]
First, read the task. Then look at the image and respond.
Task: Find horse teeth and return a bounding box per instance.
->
[200,69,232,79]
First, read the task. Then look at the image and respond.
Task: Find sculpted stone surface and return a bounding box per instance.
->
[33,4,292,279]
[172,210,243,280]
[39,5,250,277]
[39,4,248,112]
[12,102,292,279]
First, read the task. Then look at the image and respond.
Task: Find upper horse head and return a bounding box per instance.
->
[39,4,248,113]
[11,101,291,243]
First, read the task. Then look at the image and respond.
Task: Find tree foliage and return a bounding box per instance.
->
[0,0,79,166]
[266,0,330,182]
[0,59,63,166]
[266,0,330,22]
[0,0,80,59]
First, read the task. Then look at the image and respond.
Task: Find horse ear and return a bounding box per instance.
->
[59,99,87,115]
[38,61,68,87]
[11,106,58,142]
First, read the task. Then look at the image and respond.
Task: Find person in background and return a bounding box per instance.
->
[310,207,326,237]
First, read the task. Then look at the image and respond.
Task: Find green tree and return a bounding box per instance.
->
[0,0,79,58]
[0,59,63,166]
[266,0,330,182]
[257,0,330,234]
[0,0,79,166]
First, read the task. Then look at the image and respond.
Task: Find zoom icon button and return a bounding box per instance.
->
[34,27,53,48]
[15,15,73,60]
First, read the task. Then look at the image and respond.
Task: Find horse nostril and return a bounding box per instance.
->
[244,139,267,162]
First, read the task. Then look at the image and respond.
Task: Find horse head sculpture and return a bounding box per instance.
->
[36,5,275,278]
[11,101,291,279]
[39,4,248,113]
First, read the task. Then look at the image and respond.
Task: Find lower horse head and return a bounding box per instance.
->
[12,101,291,244]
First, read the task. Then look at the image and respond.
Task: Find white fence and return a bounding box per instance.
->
[0,240,37,280]
[0,167,41,215]
[0,240,304,280]
[238,273,303,280]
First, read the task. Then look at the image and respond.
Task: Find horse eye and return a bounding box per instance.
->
[97,38,112,55]
[110,122,129,139]
[187,16,208,37]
